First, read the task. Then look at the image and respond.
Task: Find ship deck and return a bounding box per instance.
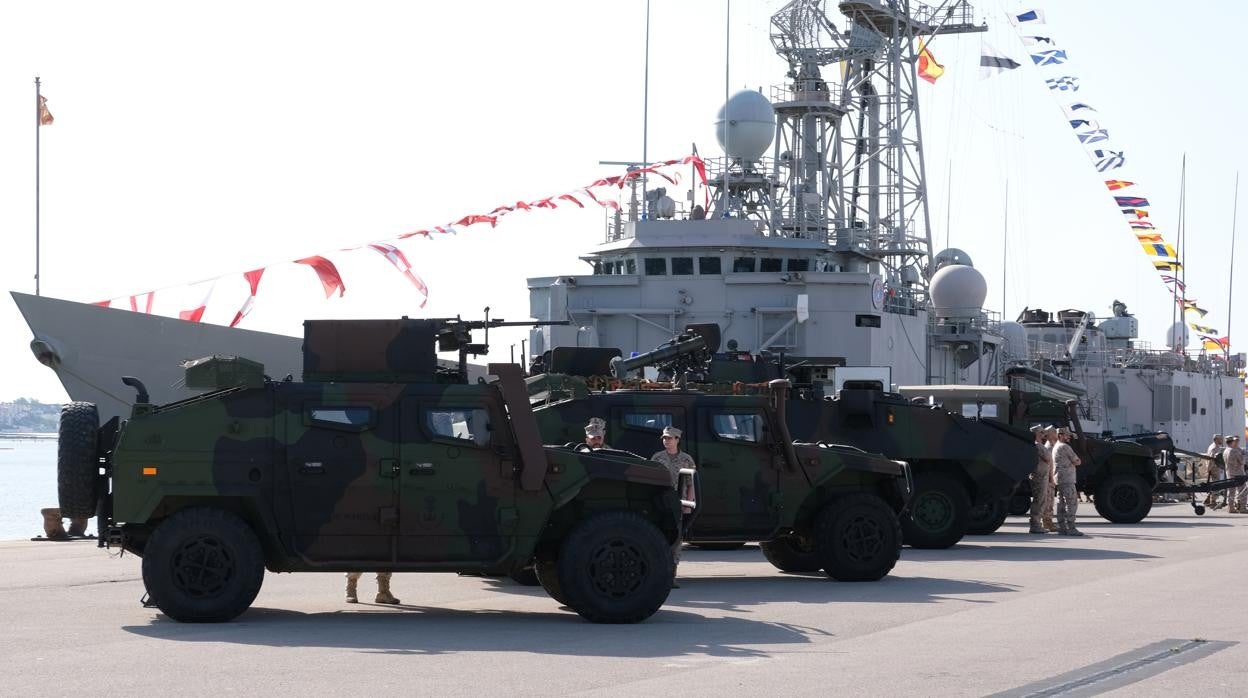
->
[4,504,1246,694]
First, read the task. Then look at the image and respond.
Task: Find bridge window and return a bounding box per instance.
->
[625,258,636,275]
[760,258,782,272]
[699,256,721,274]
[671,257,694,275]
[787,259,809,272]
[644,258,667,275]
[733,257,755,273]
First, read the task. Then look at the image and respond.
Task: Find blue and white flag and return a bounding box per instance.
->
[1065,102,1096,113]
[1077,129,1109,144]
[1069,118,1100,129]
[1093,149,1125,172]
[1046,76,1080,91]
[1030,50,1068,66]
[1021,35,1054,46]
[1011,9,1045,25]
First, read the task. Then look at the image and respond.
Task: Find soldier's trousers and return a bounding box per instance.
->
[1055,482,1079,531]
[1229,479,1247,510]
[346,572,392,584]
[1029,473,1054,527]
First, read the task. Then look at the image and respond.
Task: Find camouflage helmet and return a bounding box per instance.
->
[584,417,606,437]
[661,426,682,439]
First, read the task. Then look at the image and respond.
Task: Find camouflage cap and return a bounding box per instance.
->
[662,426,682,439]
[1056,426,1071,435]
[1213,434,1223,440]
[584,417,606,437]
[1029,424,1044,433]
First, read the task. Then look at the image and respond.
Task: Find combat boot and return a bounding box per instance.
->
[1028,520,1047,534]
[67,518,88,537]
[375,574,400,605]
[1061,528,1085,537]
[40,508,68,540]
[1042,517,1057,532]
[345,575,359,604]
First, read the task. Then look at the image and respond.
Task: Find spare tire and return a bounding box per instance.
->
[58,402,100,519]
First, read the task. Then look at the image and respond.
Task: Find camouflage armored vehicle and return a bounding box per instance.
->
[530,375,913,582]
[57,318,684,624]
[534,328,1031,550]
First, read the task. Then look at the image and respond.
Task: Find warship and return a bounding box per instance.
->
[11,0,1245,449]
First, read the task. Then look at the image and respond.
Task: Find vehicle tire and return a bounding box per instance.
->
[901,472,971,549]
[535,559,568,606]
[812,493,901,582]
[759,536,822,573]
[686,541,747,551]
[1007,488,1033,516]
[509,564,541,586]
[556,511,671,624]
[1094,474,1153,523]
[57,402,100,519]
[141,507,265,623]
[965,497,1009,535]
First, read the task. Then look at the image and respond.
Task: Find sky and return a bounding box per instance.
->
[1,0,1245,403]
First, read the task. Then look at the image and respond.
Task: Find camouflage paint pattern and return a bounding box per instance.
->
[531,389,911,543]
[106,375,680,574]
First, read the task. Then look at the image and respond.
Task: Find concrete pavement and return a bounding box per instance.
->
[2,502,1244,696]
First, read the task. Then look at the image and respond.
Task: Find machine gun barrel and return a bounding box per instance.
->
[611,335,707,379]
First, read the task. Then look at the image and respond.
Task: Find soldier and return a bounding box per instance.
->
[584,417,610,449]
[345,572,400,605]
[1205,434,1226,508]
[1028,425,1054,534]
[1052,427,1084,536]
[1224,436,1246,514]
[1041,426,1059,532]
[651,426,696,588]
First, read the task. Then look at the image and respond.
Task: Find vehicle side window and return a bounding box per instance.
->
[426,408,490,447]
[307,406,375,432]
[622,412,673,433]
[711,413,765,442]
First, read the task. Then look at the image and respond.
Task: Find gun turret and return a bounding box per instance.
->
[610,323,720,387]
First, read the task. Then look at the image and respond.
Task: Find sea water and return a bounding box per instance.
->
[0,436,95,540]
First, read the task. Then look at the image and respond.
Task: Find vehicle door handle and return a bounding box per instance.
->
[408,462,436,476]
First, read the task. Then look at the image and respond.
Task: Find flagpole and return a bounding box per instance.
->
[1227,171,1239,363]
[35,76,42,296]
[1001,180,1008,315]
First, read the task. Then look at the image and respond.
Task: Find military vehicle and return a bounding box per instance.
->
[57,317,686,624]
[534,327,1033,549]
[530,378,912,583]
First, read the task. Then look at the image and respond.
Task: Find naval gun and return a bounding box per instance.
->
[609,323,720,388]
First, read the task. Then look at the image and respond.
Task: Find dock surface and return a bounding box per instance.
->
[4,503,1244,695]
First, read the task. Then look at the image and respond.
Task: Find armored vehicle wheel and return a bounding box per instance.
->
[759,536,822,573]
[535,559,568,606]
[1094,474,1152,523]
[141,508,265,623]
[509,565,541,586]
[687,541,747,551]
[1007,489,1033,516]
[901,472,970,549]
[57,402,100,519]
[556,511,671,624]
[812,494,901,581]
[965,497,1009,535]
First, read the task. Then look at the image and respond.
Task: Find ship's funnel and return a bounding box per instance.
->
[929,264,987,315]
[716,90,775,162]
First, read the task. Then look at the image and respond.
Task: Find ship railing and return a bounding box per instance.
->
[909,1,979,30]
[769,82,845,106]
[603,198,703,242]
[1022,343,1239,376]
[927,308,1001,332]
[883,284,927,316]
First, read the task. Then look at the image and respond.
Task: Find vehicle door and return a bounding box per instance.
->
[607,404,687,459]
[284,389,398,564]
[693,406,781,536]
[397,393,515,563]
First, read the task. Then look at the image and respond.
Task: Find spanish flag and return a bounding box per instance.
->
[918,43,945,84]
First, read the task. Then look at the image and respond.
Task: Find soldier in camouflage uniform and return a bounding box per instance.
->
[651,426,696,588]
[1224,436,1246,513]
[345,572,400,605]
[1028,425,1054,534]
[1205,434,1226,508]
[1052,427,1084,536]
[584,417,610,449]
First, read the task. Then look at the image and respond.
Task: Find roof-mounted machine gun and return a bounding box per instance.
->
[609,323,721,389]
[303,308,567,384]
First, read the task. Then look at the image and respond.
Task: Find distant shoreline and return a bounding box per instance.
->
[0,433,57,440]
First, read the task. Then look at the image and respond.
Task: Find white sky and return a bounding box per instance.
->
[2,0,1245,403]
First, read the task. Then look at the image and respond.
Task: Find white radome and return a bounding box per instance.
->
[1165,321,1189,350]
[716,90,775,162]
[929,264,988,313]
